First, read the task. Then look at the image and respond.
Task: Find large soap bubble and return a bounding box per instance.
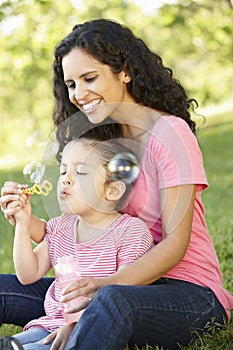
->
[108,152,140,184]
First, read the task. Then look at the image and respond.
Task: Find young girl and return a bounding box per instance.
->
[1,19,233,350]
[3,137,153,350]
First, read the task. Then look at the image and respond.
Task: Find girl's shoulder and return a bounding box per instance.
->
[46,213,78,231]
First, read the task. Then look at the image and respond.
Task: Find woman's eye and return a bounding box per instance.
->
[66,82,75,89]
[85,76,97,83]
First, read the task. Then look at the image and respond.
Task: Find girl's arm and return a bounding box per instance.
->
[28,215,47,244]
[13,202,51,285]
[60,184,196,302]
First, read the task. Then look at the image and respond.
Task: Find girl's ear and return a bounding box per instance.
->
[105,181,126,201]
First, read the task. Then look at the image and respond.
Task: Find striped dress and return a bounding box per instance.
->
[24,213,153,332]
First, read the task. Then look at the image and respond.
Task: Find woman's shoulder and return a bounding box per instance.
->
[149,114,197,148]
[153,115,191,134]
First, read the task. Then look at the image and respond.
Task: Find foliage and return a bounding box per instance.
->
[0,0,233,164]
[155,0,233,104]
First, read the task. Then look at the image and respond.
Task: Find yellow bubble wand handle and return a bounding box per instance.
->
[23,180,53,197]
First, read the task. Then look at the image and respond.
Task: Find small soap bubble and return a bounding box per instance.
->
[23,160,46,184]
[25,130,46,150]
[108,152,140,184]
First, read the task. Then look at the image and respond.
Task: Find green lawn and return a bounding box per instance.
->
[0,112,232,348]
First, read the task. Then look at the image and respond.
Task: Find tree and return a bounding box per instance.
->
[0,0,232,162]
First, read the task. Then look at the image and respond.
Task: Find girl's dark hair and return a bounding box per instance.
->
[53,18,196,138]
[55,115,123,162]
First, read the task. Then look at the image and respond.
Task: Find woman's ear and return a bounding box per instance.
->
[119,69,131,84]
[123,71,131,84]
[105,181,126,201]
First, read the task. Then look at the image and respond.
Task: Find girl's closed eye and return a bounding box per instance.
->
[76,171,88,175]
[76,166,89,175]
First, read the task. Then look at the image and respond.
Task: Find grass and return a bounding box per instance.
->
[0,110,232,348]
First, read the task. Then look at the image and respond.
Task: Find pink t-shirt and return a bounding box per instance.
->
[122,115,233,320]
[24,213,153,332]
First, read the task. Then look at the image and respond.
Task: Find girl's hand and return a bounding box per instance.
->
[11,193,32,225]
[43,323,76,350]
[0,181,26,225]
[60,277,106,313]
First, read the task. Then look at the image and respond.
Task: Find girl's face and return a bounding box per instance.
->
[62,48,135,124]
[58,140,111,217]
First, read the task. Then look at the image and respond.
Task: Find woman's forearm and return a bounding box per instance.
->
[105,185,195,287]
[105,233,187,287]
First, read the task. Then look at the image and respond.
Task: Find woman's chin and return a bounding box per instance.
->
[85,111,109,124]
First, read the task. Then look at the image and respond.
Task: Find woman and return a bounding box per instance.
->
[0,19,232,350]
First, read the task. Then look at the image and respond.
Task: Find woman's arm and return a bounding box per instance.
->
[60,184,196,302]
[108,184,195,285]
[0,181,46,243]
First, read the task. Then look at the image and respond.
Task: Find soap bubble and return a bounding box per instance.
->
[108,152,140,184]
[25,130,46,150]
[23,160,46,184]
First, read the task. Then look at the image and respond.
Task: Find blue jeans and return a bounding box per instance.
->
[65,279,227,350]
[14,328,51,350]
[0,274,54,327]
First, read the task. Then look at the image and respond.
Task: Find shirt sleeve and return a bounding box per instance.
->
[152,116,208,192]
[44,217,58,247]
[116,217,154,268]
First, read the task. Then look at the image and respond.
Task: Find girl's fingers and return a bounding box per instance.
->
[1,182,24,196]
[0,194,21,210]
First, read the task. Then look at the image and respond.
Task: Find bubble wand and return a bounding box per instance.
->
[22,161,53,197]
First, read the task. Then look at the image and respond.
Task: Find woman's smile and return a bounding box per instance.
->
[80,98,102,113]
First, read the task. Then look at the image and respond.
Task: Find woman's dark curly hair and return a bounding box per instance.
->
[53,18,197,146]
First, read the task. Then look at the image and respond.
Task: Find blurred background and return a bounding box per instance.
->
[0,0,232,166]
[0,3,233,343]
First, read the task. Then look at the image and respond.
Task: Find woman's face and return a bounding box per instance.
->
[62,48,135,124]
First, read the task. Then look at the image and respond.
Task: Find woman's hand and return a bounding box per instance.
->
[60,277,107,313]
[0,181,26,226]
[43,323,76,350]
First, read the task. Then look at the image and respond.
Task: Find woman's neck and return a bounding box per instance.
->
[112,103,164,138]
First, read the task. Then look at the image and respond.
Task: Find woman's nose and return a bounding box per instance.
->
[74,83,89,101]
